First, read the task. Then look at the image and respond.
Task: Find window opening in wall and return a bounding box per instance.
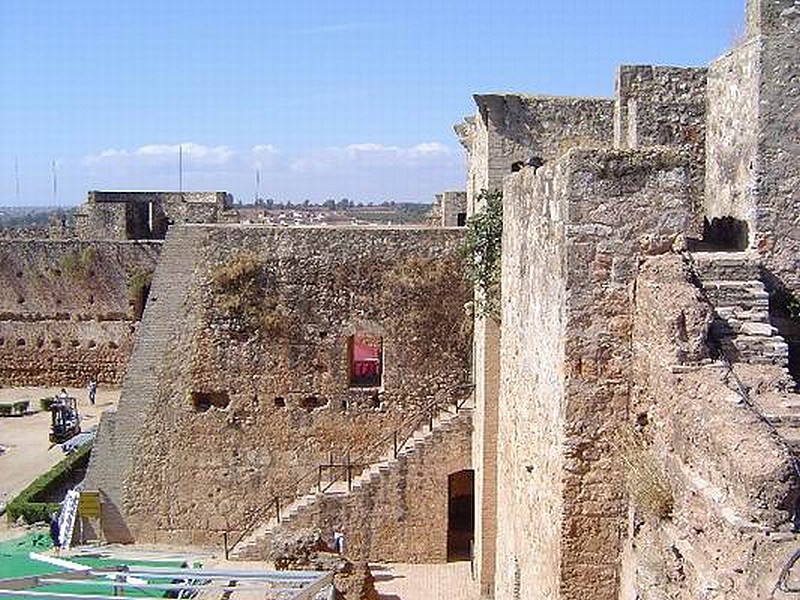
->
[300,395,326,412]
[457,212,467,227]
[274,397,286,408]
[348,334,383,388]
[447,469,475,561]
[191,391,230,412]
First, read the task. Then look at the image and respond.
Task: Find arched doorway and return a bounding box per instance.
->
[447,469,474,561]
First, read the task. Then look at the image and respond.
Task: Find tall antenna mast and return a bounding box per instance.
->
[14,157,20,204]
[255,168,261,203]
[51,160,57,204]
[178,145,183,193]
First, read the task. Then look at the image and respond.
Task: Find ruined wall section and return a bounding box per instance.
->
[470,94,614,200]
[625,255,800,599]
[615,66,707,228]
[0,240,161,385]
[756,6,800,293]
[458,93,615,598]
[497,148,692,600]
[75,191,229,240]
[440,191,467,227]
[87,225,472,548]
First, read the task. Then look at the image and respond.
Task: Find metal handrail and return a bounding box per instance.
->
[224,382,474,556]
[317,383,474,493]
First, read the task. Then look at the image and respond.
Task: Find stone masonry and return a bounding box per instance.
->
[456,93,615,598]
[74,191,230,240]
[497,148,693,600]
[0,240,161,385]
[458,0,800,598]
[84,224,473,559]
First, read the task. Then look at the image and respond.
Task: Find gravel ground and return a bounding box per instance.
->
[0,386,119,531]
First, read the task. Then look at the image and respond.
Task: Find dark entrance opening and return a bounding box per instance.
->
[701,217,749,251]
[456,212,467,227]
[447,469,474,561]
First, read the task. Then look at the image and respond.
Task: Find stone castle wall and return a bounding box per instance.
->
[85,225,472,551]
[0,240,161,385]
[75,191,229,240]
[706,0,800,294]
[497,148,692,600]
[705,38,761,232]
[253,411,472,563]
[457,92,615,598]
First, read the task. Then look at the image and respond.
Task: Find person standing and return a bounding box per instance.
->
[87,380,97,406]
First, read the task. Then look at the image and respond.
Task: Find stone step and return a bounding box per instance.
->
[229,407,470,560]
[692,256,760,282]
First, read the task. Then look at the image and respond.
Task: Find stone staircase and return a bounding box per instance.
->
[692,251,789,370]
[229,403,472,561]
[691,251,800,451]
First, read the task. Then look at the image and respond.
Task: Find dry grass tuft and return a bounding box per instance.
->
[614,424,674,520]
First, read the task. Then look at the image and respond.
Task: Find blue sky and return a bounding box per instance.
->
[1,0,744,206]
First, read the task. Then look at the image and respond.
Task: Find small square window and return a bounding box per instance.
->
[349,334,383,388]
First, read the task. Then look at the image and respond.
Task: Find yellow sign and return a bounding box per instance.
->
[78,491,101,518]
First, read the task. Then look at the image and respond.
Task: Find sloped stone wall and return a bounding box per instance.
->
[0,240,161,385]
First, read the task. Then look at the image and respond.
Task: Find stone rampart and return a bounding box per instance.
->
[497,147,692,600]
[84,225,472,553]
[0,240,161,385]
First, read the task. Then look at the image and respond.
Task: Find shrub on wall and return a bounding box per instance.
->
[60,247,98,279]
[6,442,93,524]
[459,189,503,320]
[209,253,286,336]
[382,254,472,343]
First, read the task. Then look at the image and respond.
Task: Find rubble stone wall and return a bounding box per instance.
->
[705,40,761,233]
[756,9,800,294]
[624,255,800,599]
[266,411,472,563]
[497,147,692,600]
[458,92,615,598]
[0,240,161,385]
[615,65,707,228]
[85,225,472,549]
[706,0,800,294]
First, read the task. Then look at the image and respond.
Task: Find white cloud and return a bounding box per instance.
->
[83,143,236,170]
[290,142,456,174]
[78,140,463,202]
